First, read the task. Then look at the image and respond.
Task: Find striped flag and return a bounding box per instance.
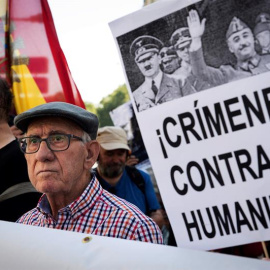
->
[0,0,85,114]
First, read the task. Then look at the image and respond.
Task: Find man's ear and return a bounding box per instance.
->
[227,40,234,54]
[84,140,100,169]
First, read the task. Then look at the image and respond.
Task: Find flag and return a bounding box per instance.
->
[0,0,85,114]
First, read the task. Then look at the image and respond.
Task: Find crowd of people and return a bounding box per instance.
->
[1,75,269,258]
[1,7,270,264]
[130,10,270,112]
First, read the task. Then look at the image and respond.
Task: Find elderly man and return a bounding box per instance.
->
[94,126,164,229]
[14,102,163,244]
[130,35,195,112]
[187,10,270,86]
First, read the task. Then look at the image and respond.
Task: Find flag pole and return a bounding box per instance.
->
[261,241,269,259]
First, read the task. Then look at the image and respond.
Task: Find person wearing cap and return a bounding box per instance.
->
[0,78,40,222]
[130,35,195,112]
[95,126,164,229]
[187,10,270,86]
[169,27,211,91]
[254,13,270,55]
[159,46,180,75]
[14,102,163,244]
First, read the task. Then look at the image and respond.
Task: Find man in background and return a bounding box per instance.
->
[95,126,164,229]
[170,27,211,91]
[254,13,270,55]
[159,46,180,75]
[15,102,163,244]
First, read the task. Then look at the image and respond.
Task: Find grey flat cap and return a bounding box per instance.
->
[14,102,99,139]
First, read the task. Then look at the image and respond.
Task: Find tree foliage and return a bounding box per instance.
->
[84,102,97,114]
[84,84,130,127]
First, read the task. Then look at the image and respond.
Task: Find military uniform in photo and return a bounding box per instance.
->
[254,13,270,55]
[170,27,211,92]
[130,35,195,112]
[190,17,270,86]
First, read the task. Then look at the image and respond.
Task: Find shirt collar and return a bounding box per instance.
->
[37,175,103,219]
[238,54,260,71]
[145,69,163,89]
[262,47,270,54]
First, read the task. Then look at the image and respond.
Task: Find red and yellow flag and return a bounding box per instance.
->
[0,0,85,114]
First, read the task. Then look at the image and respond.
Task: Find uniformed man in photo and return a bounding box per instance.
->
[159,46,180,75]
[187,10,270,86]
[254,13,270,55]
[130,35,195,112]
[170,27,211,91]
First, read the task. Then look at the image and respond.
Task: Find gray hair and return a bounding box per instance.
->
[81,131,92,143]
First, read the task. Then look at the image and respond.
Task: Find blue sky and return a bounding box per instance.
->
[48,0,144,104]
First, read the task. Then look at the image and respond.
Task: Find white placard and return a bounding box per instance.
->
[110,0,270,250]
[0,221,269,269]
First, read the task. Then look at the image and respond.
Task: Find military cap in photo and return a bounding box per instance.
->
[159,46,178,63]
[226,17,249,40]
[14,102,99,139]
[170,27,191,49]
[130,35,164,62]
[255,13,270,24]
[254,13,270,36]
[254,22,270,36]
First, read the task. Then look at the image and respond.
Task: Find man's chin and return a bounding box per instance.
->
[104,167,124,178]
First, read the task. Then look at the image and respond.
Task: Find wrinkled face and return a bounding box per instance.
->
[98,148,127,178]
[136,52,160,78]
[256,30,270,49]
[227,28,255,61]
[162,57,180,74]
[25,117,97,199]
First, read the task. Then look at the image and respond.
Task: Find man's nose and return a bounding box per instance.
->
[239,36,247,45]
[35,140,54,161]
[111,155,121,163]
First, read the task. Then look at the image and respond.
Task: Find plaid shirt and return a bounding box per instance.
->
[17,175,163,244]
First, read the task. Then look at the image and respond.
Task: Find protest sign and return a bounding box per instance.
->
[110,0,270,250]
[109,101,150,166]
[0,221,269,269]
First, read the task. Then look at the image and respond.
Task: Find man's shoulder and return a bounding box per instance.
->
[126,167,149,179]
[124,167,149,185]
[260,53,270,68]
[133,81,147,96]
[16,207,40,224]
[261,53,270,60]
[162,73,181,85]
[100,188,147,219]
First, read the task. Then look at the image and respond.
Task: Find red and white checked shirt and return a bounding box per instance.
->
[17,175,163,244]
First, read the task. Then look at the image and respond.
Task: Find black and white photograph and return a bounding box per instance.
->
[116,0,270,112]
[110,0,270,251]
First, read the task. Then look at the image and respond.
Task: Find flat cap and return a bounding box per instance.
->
[226,17,249,40]
[130,35,163,62]
[14,102,99,139]
[170,27,191,49]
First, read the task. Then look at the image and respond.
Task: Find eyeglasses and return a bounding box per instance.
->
[18,134,83,154]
